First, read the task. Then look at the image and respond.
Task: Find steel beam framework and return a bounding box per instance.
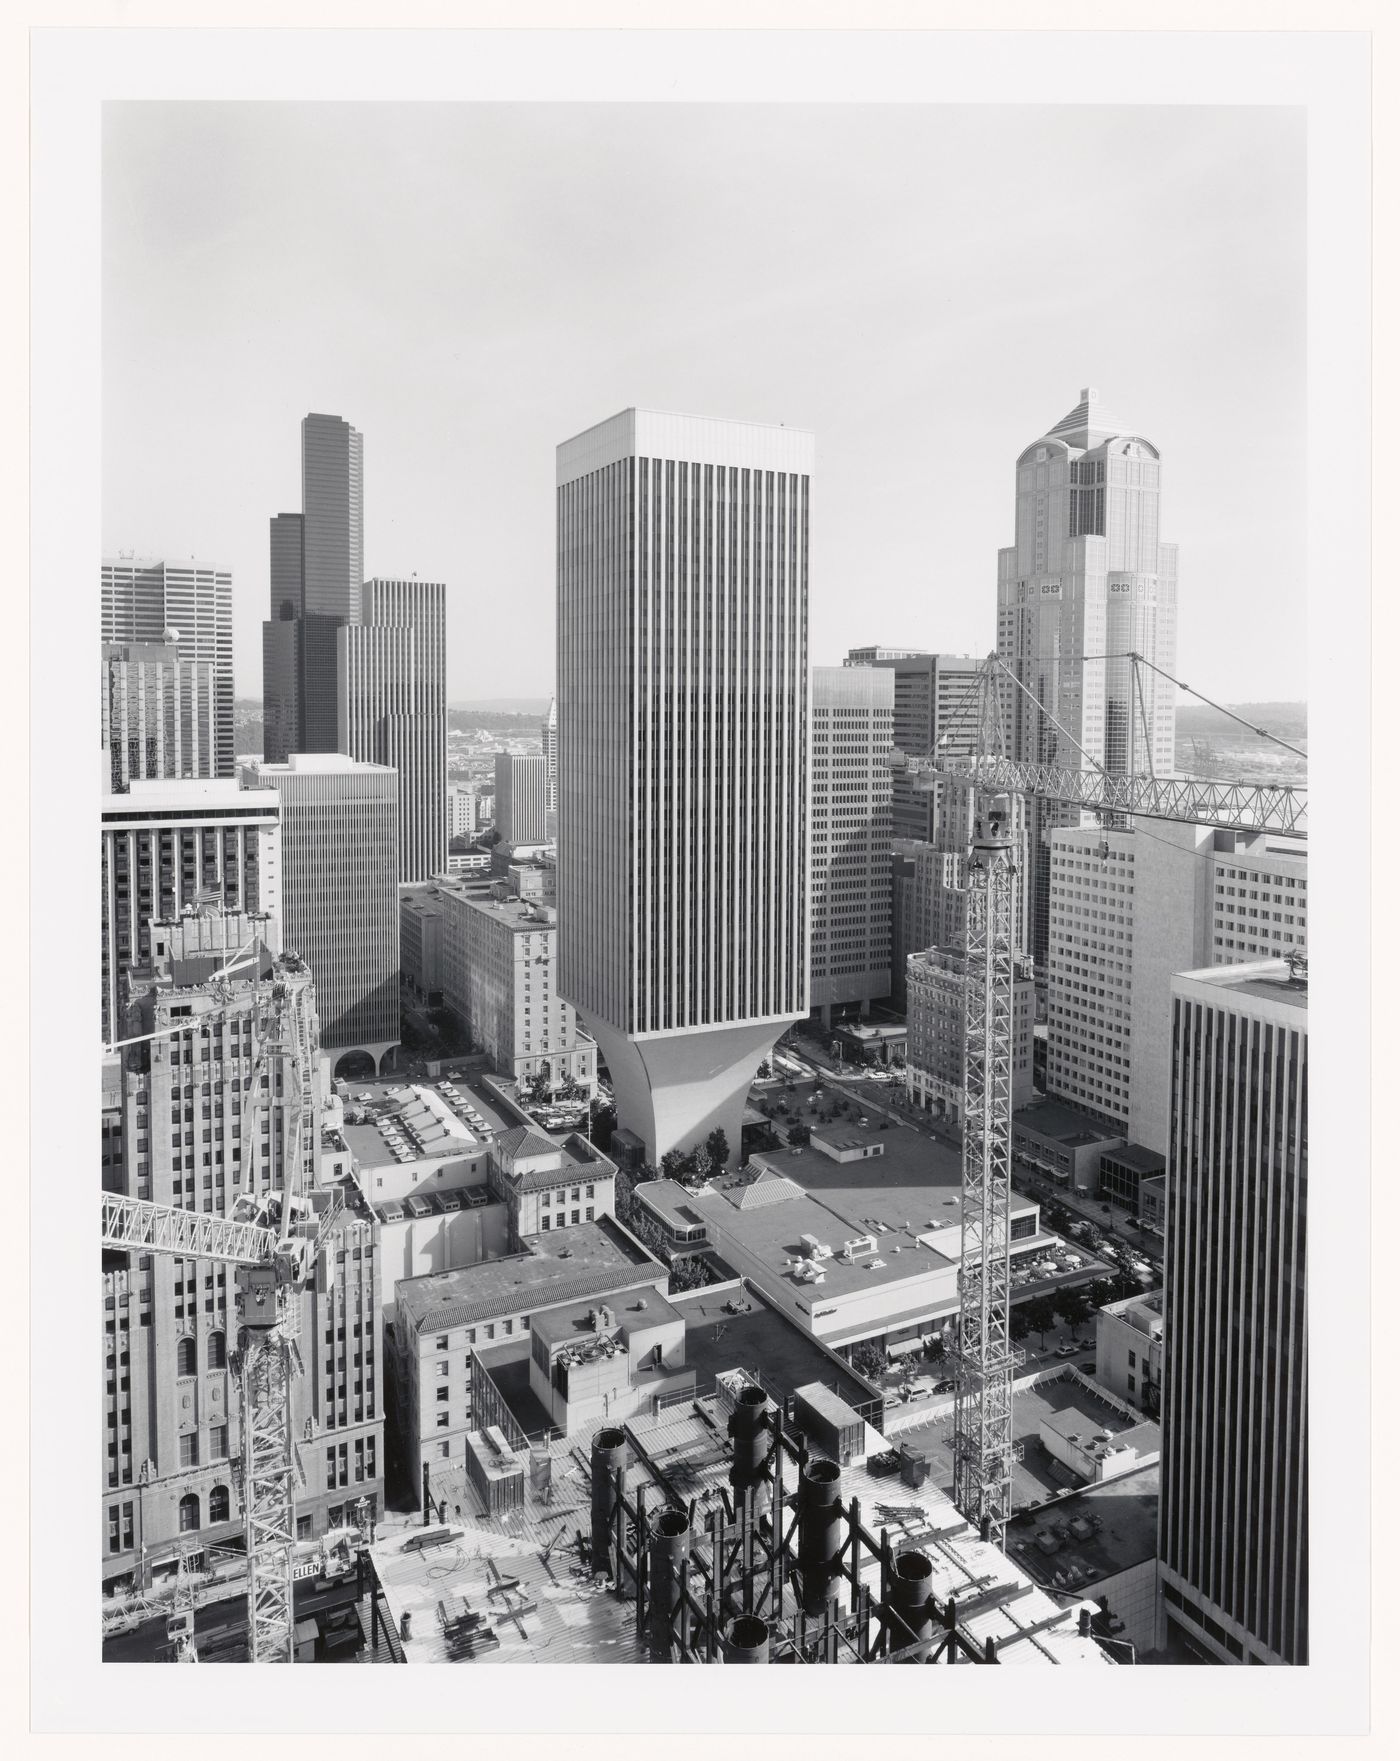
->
[896,753,1307,839]
[239,1332,298,1664]
[950,804,1019,1545]
[101,1193,276,1268]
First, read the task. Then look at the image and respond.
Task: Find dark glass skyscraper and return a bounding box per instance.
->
[262,414,364,759]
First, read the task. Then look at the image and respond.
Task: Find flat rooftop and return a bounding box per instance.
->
[897,1371,1153,1514]
[1014,1102,1123,1148]
[671,1284,879,1415]
[633,1179,710,1232]
[1099,1143,1166,1174]
[340,1081,485,1167]
[397,1216,663,1336]
[1005,1463,1160,1596]
[687,1180,955,1303]
[532,1286,682,1350]
[1041,1404,1161,1460]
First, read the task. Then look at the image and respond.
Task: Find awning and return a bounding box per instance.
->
[885,1337,924,1359]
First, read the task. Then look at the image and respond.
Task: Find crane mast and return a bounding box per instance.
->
[950,793,1019,1543]
[101,954,323,1664]
[889,650,1307,1546]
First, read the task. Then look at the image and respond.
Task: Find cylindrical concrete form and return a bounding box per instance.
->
[889,1550,935,1661]
[796,1457,843,1616]
[728,1384,773,1498]
[723,1615,771,1664]
[647,1508,691,1662]
[590,1427,627,1575]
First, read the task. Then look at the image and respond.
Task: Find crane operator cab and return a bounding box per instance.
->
[973,793,1013,852]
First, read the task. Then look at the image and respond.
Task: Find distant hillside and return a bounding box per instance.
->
[1175,702,1306,740]
[450,698,552,715]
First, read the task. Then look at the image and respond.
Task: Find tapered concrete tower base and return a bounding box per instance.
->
[583,1014,797,1170]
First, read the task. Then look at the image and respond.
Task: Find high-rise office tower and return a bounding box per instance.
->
[339,577,448,883]
[494,751,548,849]
[845,649,982,842]
[101,639,218,792]
[1045,825,1310,1157]
[1158,959,1308,1664]
[102,559,234,776]
[262,414,364,759]
[996,389,1178,970]
[100,777,283,1045]
[243,755,400,1070]
[100,910,383,1593]
[809,665,893,1023]
[541,697,559,840]
[557,408,812,1166]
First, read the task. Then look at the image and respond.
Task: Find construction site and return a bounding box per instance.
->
[366,1378,1121,1666]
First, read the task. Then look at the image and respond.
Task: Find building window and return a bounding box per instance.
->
[297,1515,313,1540]
[176,1337,197,1377]
[209,1485,230,1523]
[179,1433,199,1468]
[178,1493,201,1533]
[207,1331,226,1370]
[209,1424,228,1459]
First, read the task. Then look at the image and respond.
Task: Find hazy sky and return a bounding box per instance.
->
[103,102,1306,703]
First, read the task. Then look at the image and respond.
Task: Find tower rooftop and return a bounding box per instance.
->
[1045,386,1125,448]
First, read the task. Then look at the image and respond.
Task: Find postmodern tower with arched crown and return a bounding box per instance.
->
[996,387,1179,972]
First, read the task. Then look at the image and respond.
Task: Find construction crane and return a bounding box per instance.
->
[101,944,335,1663]
[890,650,1308,1545]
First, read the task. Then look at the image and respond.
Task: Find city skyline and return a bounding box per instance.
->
[103,103,1306,704]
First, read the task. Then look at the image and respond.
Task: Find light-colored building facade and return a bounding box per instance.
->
[263,413,364,759]
[102,640,218,793]
[1094,1291,1164,1415]
[103,558,235,776]
[392,1215,667,1482]
[996,389,1179,971]
[339,576,448,883]
[428,875,597,1091]
[100,777,282,1046]
[541,697,558,840]
[1159,961,1308,1666]
[447,783,491,839]
[1047,823,1308,1159]
[556,408,812,1165]
[101,916,383,1593]
[809,665,893,1021]
[243,755,400,1070]
[905,945,1035,1124]
[493,751,547,849]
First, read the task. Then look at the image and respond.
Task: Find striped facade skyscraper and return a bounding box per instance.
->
[339,577,448,883]
[996,388,1179,971]
[541,697,559,840]
[262,414,364,760]
[1158,959,1308,1665]
[494,751,548,849]
[102,559,234,775]
[556,408,812,1166]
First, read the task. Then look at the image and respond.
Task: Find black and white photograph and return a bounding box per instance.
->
[23,10,1377,1746]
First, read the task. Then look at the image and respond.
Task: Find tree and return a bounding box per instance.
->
[1021,1296,1058,1347]
[668,1257,715,1295]
[1054,1286,1094,1340]
[705,1127,730,1169]
[659,1149,687,1181]
[850,1342,887,1382]
[690,1146,715,1185]
[756,1059,773,1080]
[786,1123,812,1147]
